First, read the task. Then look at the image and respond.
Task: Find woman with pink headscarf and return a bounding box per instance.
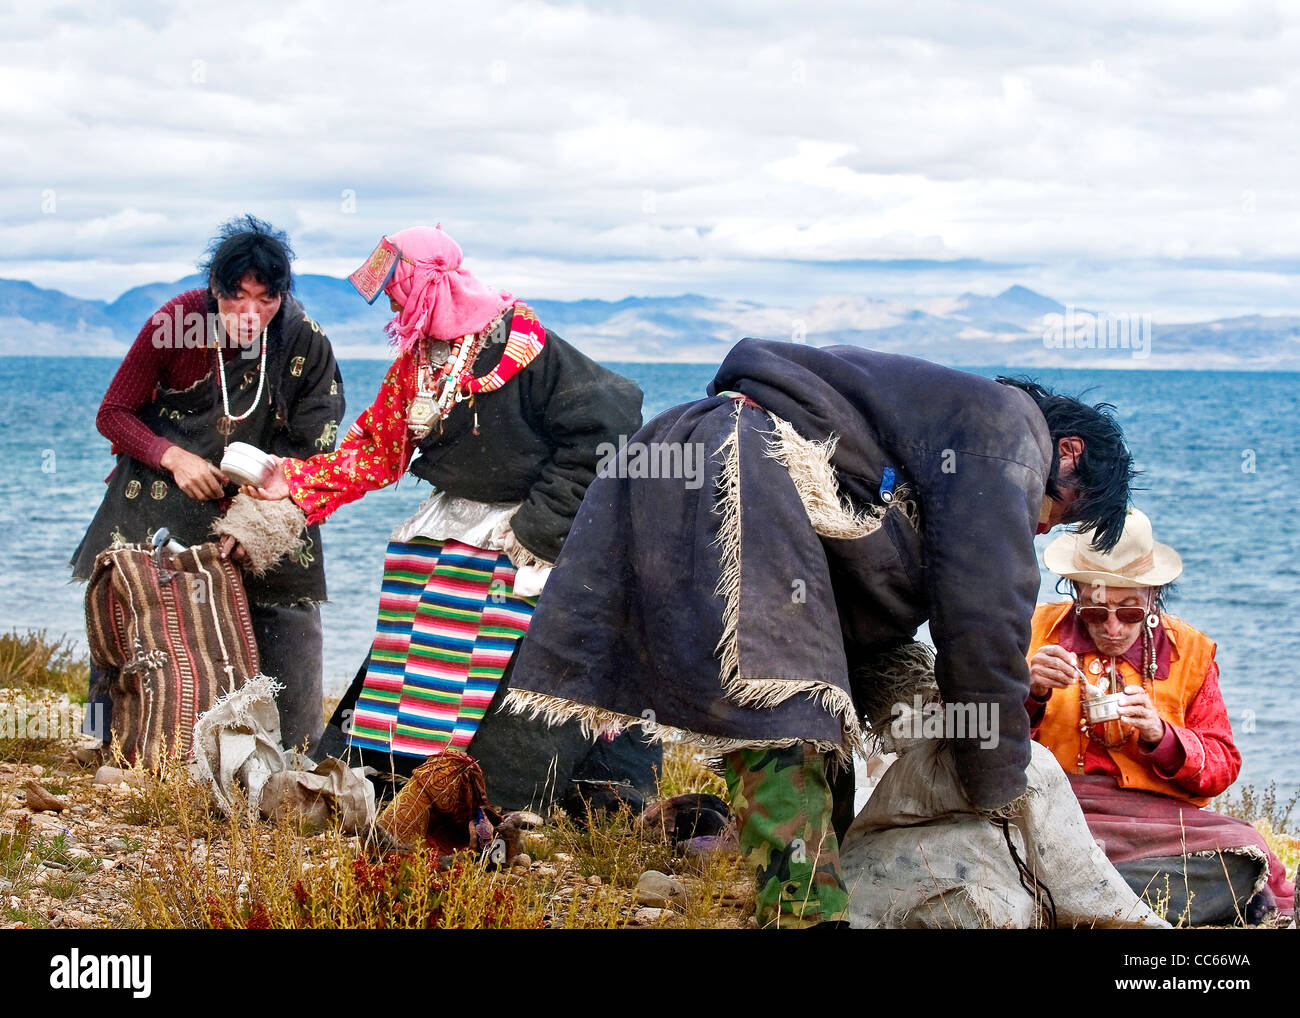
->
[247,225,649,808]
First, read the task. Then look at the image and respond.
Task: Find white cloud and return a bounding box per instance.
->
[0,0,1297,319]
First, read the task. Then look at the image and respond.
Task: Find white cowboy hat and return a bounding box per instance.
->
[1042,507,1183,588]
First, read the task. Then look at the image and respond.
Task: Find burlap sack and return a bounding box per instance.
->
[840,740,1169,929]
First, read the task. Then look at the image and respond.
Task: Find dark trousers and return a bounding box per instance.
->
[87,601,324,753]
[317,645,663,812]
[250,601,324,753]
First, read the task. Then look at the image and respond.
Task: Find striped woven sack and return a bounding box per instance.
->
[85,541,260,770]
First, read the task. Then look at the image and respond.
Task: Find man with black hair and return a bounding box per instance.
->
[72,215,345,752]
[994,377,1134,552]
[504,339,1135,927]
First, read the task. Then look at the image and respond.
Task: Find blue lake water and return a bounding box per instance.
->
[1,356,1296,793]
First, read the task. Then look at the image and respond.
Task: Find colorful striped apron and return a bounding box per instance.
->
[348,537,536,757]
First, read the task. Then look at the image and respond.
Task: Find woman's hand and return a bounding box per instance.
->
[240,455,289,501]
[160,445,229,500]
[1028,644,1081,700]
[1120,685,1166,745]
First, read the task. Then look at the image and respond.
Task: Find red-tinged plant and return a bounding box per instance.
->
[206,895,228,929]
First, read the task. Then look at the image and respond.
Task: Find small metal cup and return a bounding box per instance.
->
[1083,691,1122,724]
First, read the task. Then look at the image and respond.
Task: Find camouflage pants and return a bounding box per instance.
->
[725,744,850,928]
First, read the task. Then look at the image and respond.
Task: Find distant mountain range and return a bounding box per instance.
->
[2,274,1298,369]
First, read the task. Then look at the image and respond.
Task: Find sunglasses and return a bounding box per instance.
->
[1075,604,1147,625]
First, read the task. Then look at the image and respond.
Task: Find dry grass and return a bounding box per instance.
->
[112,757,214,830]
[542,801,752,927]
[0,630,95,768]
[0,815,102,910]
[17,633,1290,931]
[656,742,729,800]
[1142,873,1184,927]
[0,630,90,704]
[129,811,554,929]
[1213,781,1299,836]
[0,724,74,769]
[0,635,751,929]
[119,738,751,929]
[1256,820,1300,877]
[122,789,750,929]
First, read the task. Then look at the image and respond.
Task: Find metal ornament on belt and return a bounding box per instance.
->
[406,392,440,440]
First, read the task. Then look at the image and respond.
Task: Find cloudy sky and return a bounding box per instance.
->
[2,0,1298,320]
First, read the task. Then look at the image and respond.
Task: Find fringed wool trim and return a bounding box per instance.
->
[760,415,888,540]
[711,399,745,706]
[705,399,866,763]
[501,689,848,760]
[724,679,867,762]
[499,523,554,571]
[211,495,309,576]
[852,640,940,753]
[1186,844,1272,901]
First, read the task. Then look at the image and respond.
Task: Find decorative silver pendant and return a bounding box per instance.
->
[406,392,439,440]
[426,341,451,367]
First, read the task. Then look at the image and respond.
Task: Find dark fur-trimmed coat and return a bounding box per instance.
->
[508,339,1052,810]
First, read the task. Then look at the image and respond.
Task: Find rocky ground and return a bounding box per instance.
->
[1,748,754,930]
[2,758,158,929]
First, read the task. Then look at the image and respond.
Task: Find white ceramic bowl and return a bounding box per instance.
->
[220,442,275,487]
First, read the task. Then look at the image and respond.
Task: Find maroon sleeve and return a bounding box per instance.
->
[96,296,192,471]
[1140,660,1241,798]
[1026,691,1050,735]
[1137,720,1184,772]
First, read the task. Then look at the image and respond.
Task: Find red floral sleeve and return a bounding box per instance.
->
[280,350,418,525]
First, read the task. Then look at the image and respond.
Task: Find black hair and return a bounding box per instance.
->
[997,376,1135,552]
[198,214,294,298]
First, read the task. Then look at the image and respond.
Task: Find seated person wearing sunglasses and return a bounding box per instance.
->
[1026,508,1293,925]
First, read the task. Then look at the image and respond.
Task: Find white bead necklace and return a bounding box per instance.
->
[215,328,268,436]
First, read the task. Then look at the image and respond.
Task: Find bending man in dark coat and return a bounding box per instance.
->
[506,339,1134,927]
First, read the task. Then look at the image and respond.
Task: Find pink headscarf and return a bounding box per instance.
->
[382,226,512,352]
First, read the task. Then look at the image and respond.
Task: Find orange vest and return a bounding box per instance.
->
[1027,601,1218,806]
